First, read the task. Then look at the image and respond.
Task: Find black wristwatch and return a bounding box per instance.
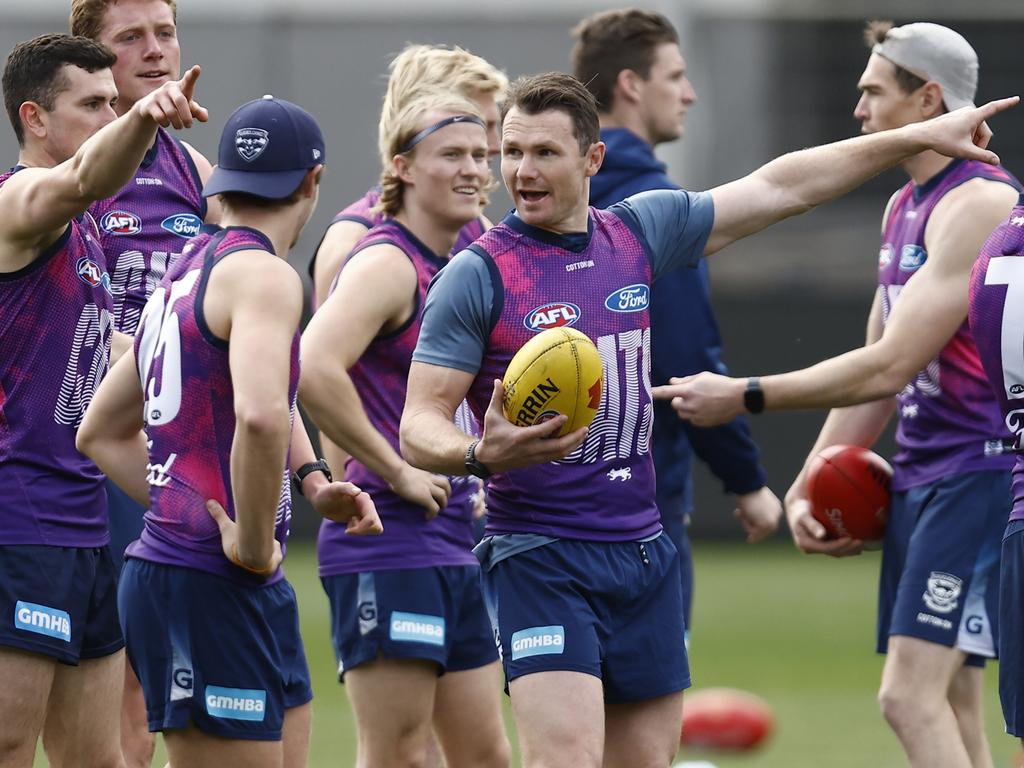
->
[293,459,333,496]
[743,377,765,415]
[464,440,492,480]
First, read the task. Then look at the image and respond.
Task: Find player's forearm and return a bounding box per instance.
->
[78,431,150,506]
[299,365,406,483]
[69,103,161,203]
[762,342,906,411]
[230,405,292,565]
[400,409,472,476]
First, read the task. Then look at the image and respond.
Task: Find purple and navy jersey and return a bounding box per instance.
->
[0,168,113,546]
[89,128,206,335]
[879,159,1019,491]
[126,227,298,585]
[317,220,478,577]
[466,211,666,540]
[968,195,1024,521]
[414,191,713,541]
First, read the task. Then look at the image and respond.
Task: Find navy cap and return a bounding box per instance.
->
[204,95,325,200]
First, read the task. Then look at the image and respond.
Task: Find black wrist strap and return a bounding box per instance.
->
[293,459,332,496]
[744,377,765,415]
[464,440,492,480]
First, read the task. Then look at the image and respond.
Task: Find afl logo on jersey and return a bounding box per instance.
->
[235,128,269,162]
[100,210,142,236]
[524,302,580,331]
[899,245,927,271]
[161,213,202,238]
[878,244,894,269]
[76,257,112,295]
[605,284,649,313]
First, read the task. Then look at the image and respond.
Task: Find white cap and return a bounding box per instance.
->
[873,22,978,111]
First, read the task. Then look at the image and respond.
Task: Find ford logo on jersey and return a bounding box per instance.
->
[899,245,926,271]
[161,213,202,238]
[100,210,142,235]
[76,256,113,295]
[524,302,580,331]
[605,284,649,313]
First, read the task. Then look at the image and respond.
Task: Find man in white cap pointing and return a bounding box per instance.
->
[653,20,1019,768]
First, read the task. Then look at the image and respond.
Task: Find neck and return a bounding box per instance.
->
[17,143,61,170]
[901,149,956,186]
[394,203,463,258]
[219,209,298,259]
[599,110,654,148]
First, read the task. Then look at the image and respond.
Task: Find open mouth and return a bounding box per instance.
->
[453,185,479,196]
[519,190,548,203]
[139,71,169,80]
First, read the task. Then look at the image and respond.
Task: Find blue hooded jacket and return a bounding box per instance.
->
[590,127,766,516]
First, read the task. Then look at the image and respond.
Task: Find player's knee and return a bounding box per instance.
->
[878,681,930,731]
[0,728,37,764]
[464,735,511,768]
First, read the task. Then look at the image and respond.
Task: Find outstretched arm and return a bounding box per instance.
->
[705,97,1017,255]
[0,66,208,267]
[655,178,1018,424]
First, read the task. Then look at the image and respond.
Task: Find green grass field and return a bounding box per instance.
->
[34,541,1022,766]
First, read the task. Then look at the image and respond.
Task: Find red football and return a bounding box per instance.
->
[806,444,892,542]
[681,687,774,751]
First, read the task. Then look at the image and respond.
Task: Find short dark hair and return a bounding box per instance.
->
[863,20,928,96]
[571,9,679,112]
[3,34,116,146]
[502,72,600,155]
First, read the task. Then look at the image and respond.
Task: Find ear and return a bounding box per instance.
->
[920,81,946,119]
[584,140,606,178]
[299,165,323,198]
[392,153,415,185]
[19,102,46,141]
[613,69,644,106]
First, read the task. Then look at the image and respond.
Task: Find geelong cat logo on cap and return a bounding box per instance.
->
[235,128,269,162]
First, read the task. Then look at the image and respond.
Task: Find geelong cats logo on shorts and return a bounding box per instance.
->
[923,571,962,614]
[235,128,269,162]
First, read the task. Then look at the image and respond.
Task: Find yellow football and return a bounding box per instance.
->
[502,327,604,436]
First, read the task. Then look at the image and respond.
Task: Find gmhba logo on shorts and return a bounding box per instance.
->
[389,611,445,646]
[14,600,71,642]
[205,685,267,721]
[510,625,565,660]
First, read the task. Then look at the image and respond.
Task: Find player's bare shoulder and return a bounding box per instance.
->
[925,176,1019,260]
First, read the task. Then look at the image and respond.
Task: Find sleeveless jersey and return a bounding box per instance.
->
[0,169,113,546]
[308,186,486,302]
[89,128,206,335]
[317,220,478,577]
[878,159,1019,490]
[126,227,298,585]
[467,210,660,541]
[968,194,1024,521]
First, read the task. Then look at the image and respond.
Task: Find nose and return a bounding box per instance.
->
[682,77,697,106]
[853,93,869,121]
[142,31,164,59]
[516,154,538,181]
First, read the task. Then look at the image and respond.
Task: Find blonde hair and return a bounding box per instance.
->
[376,90,493,218]
[377,44,507,168]
[70,0,177,40]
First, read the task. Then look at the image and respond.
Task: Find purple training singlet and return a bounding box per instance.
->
[879,159,1019,491]
[90,128,206,334]
[308,186,486,304]
[968,194,1024,521]
[467,209,661,542]
[0,168,113,546]
[317,220,478,577]
[126,227,298,585]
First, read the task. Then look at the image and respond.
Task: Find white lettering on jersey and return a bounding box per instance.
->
[563,328,652,464]
[136,268,200,426]
[983,256,1024,447]
[54,304,112,427]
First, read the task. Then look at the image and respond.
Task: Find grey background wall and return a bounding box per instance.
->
[5,0,1022,537]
